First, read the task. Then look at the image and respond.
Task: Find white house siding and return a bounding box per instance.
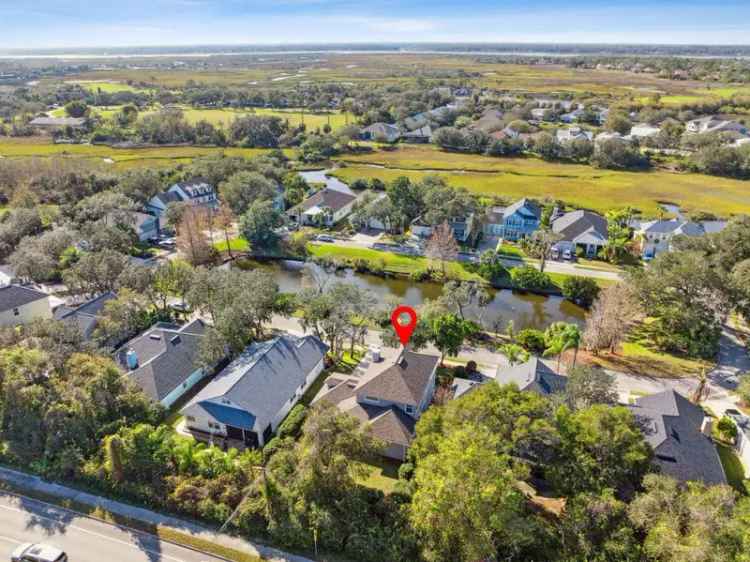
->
[160,368,208,409]
[735,430,750,477]
[0,297,52,328]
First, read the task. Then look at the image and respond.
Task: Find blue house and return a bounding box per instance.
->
[484,198,541,241]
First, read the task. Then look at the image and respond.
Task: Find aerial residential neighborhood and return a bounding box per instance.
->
[1,5,750,562]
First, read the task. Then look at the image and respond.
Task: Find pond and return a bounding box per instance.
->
[298,169,353,194]
[249,260,586,331]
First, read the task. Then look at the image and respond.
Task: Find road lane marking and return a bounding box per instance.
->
[0,534,22,544]
[0,503,187,562]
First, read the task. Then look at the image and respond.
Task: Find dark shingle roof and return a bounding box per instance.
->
[116,320,208,402]
[0,285,48,313]
[495,357,567,395]
[628,389,726,485]
[552,210,608,242]
[291,188,357,214]
[355,351,440,407]
[183,335,328,431]
[54,292,116,339]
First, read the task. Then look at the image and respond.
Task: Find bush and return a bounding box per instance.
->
[515,328,547,354]
[561,276,600,308]
[510,266,551,291]
[717,416,738,442]
[277,404,308,439]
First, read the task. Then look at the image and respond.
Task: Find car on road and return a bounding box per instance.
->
[11,543,67,562]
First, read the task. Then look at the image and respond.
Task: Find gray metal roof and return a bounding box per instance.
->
[0,284,48,313]
[629,389,726,485]
[182,334,328,432]
[495,357,567,395]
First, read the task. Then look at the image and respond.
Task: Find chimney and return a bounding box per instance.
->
[126,349,138,370]
[700,417,713,437]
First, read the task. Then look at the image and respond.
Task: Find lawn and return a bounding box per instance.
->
[356,457,400,494]
[332,144,750,217]
[716,443,748,495]
[307,242,484,281]
[214,237,250,253]
[581,340,711,378]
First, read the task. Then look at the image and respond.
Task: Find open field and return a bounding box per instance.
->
[334,144,750,216]
[67,80,149,93]
[179,107,352,130]
[62,54,724,98]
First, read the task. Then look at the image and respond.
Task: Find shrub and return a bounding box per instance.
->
[561,276,600,308]
[510,266,551,291]
[717,416,738,442]
[350,178,369,190]
[516,328,547,354]
[277,404,308,439]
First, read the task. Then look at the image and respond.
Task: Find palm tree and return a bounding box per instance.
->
[544,322,582,372]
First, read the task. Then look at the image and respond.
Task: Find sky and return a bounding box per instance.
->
[1,0,749,49]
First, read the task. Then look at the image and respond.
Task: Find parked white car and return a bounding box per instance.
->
[11,543,67,562]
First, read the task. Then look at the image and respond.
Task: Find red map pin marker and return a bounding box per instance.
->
[391,305,418,347]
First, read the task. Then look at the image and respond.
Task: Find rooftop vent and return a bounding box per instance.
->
[170,335,181,345]
[149,333,161,341]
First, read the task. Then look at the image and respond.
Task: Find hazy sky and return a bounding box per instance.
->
[2,0,749,49]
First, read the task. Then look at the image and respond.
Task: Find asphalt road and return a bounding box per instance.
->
[0,493,225,562]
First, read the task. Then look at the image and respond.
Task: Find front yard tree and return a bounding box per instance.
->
[543,322,582,371]
[425,221,459,276]
[239,199,284,254]
[583,283,641,355]
[221,170,279,215]
[177,207,214,266]
[522,228,562,273]
[431,313,468,365]
[564,365,618,410]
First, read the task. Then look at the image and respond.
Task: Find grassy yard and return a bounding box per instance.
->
[332,144,750,217]
[356,457,400,494]
[214,237,250,253]
[716,443,748,495]
[68,80,149,93]
[308,242,484,281]
[581,340,711,378]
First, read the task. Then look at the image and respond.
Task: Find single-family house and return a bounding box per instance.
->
[182,334,328,448]
[0,285,52,328]
[530,108,547,121]
[595,131,630,145]
[495,357,567,396]
[636,219,706,259]
[629,124,661,139]
[686,117,748,136]
[628,390,726,485]
[402,125,433,143]
[484,198,541,241]
[287,188,357,227]
[551,210,609,258]
[560,108,584,123]
[147,179,218,218]
[29,116,86,130]
[410,213,477,243]
[54,292,116,341]
[110,210,160,242]
[473,108,505,132]
[403,113,429,132]
[556,126,593,143]
[361,123,401,143]
[314,347,439,460]
[116,320,213,408]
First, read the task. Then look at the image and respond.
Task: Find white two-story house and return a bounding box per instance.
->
[0,285,52,328]
[147,179,218,218]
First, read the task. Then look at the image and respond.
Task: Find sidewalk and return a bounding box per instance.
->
[0,465,313,562]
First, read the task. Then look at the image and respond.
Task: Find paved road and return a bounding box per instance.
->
[0,493,225,562]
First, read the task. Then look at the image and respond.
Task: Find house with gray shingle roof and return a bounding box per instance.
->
[551,209,609,258]
[182,334,328,448]
[635,219,717,259]
[628,389,726,485]
[288,188,357,227]
[146,179,217,218]
[360,122,401,143]
[54,291,116,341]
[0,284,51,327]
[115,319,212,408]
[495,357,567,395]
[314,347,439,460]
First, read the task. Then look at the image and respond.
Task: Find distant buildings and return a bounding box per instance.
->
[147,180,218,218]
[0,285,51,328]
[687,117,748,136]
[182,334,327,448]
[360,123,401,143]
[556,126,593,143]
[29,116,86,130]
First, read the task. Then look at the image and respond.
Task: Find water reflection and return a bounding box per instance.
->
[251,260,585,331]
